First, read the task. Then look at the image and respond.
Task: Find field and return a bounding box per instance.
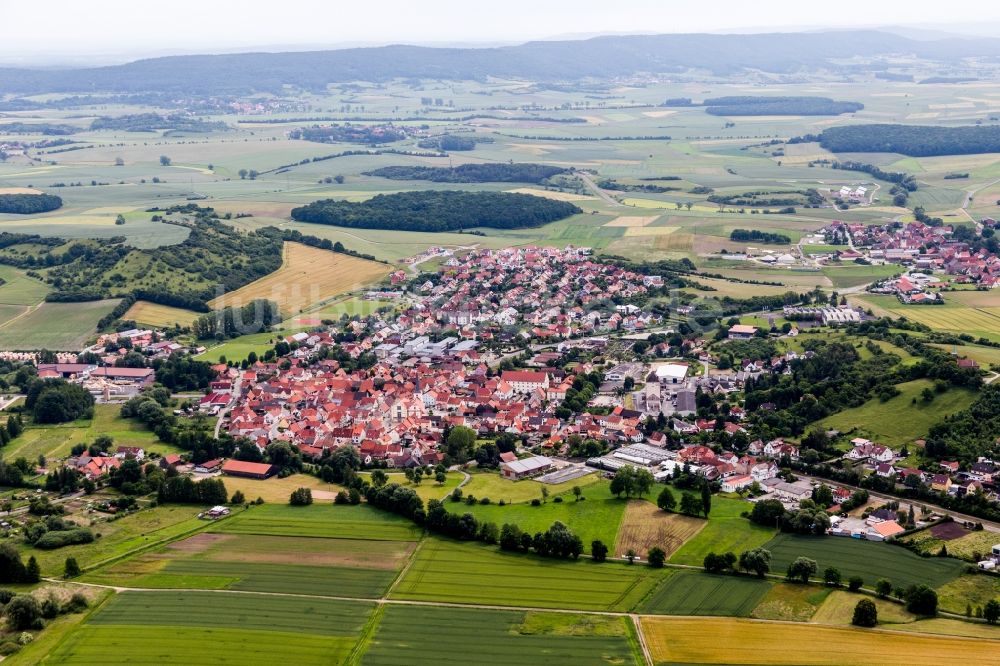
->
[763,533,966,590]
[613,500,706,558]
[207,242,391,315]
[818,379,976,447]
[208,503,423,541]
[214,472,346,503]
[362,605,640,666]
[0,299,119,350]
[46,591,375,665]
[122,300,200,328]
[459,469,600,503]
[749,582,830,621]
[935,574,1000,615]
[856,295,1000,342]
[390,538,661,611]
[902,523,999,561]
[668,494,775,566]
[811,590,917,626]
[0,264,50,305]
[639,571,772,616]
[195,328,305,363]
[641,616,1000,665]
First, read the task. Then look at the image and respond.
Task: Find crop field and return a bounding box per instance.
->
[0,264,49,305]
[763,533,965,590]
[217,472,346,503]
[48,590,374,665]
[209,503,423,541]
[391,538,661,611]
[669,495,775,566]
[122,300,201,328]
[818,379,976,447]
[856,296,1000,341]
[208,242,390,315]
[640,616,1000,665]
[446,481,626,554]
[613,500,706,558]
[749,582,830,622]
[362,606,640,666]
[640,571,771,617]
[0,298,119,350]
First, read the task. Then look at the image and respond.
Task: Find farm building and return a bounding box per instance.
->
[500,455,554,480]
[728,325,758,340]
[221,459,277,479]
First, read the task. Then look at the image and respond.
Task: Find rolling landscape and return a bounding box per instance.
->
[4,4,1000,665]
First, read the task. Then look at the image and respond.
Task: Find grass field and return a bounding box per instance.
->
[614,500,706,559]
[857,295,1000,342]
[459,470,600,503]
[0,299,119,350]
[121,300,200,328]
[195,329,302,364]
[0,264,49,305]
[818,379,976,447]
[217,473,345,503]
[811,590,916,626]
[362,605,641,666]
[445,481,626,555]
[669,495,775,566]
[640,571,772,616]
[749,582,830,621]
[901,524,998,561]
[935,574,1000,615]
[208,242,391,315]
[47,591,374,665]
[391,538,661,611]
[209,503,423,541]
[641,616,1000,665]
[763,533,965,590]
[358,471,463,503]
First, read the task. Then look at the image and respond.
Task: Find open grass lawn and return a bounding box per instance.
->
[218,473,345,504]
[46,591,374,665]
[641,570,771,617]
[821,263,900,289]
[121,300,200,328]
[811,590,916,626]
[362,606,641,666]
[5,403,177,462]
[0,299,120,350]
[460,469,600,503]
[668,495,774,566]
[209,502,423,541]
[818,379,976,448]
[763,533,965,591]
[195,329,302,364]
[641,616,1000,665]
[749,582,830,621]
[614,500,706,559]
[19,504,208,578]
[208,242,390,315]
[358,471,463,503]
[445,481,626,554]
[391,538,661,612]
[936,574,1000,615]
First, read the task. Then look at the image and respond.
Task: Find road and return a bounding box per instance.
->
[213,374,242,439]
[576,171,623,207]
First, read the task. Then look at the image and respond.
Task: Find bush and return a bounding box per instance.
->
[33,528,94,550]
[5,596,42,630]
[0,642,20,656]
[64,557,81,579]
[647,547,666,568]
[289,487,313,506]
[852,598,878,627]
[530,498,541,506]
[904,584,938,616]
[62,592,89,614]
[591,540,608,563]
[848,576,864,592]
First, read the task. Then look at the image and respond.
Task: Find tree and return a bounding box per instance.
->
[984,599,1000,625]
[64,557,81,579]
[852,598,878,627]
[875,578,893,599]
[5,595,41,630]
[289,487,313,506]
[679,492,702,516]
[238,169,248,179]
[700,483,712,517]
[572,486,582,501]
[739,548,771,578]
[591,540,608,563]
[848,576,864,592]
[823,566,842,587]
[703,551,736,574]
[625,548,637,564]
[647,547,666,568]
[786,557,817,583]
[905,584,938,615]
[657,486,676,512]
[445,426,477,463]
[435,470,447,484]
[159,155,171,166]
[230,490,246,505]
[748,499,785,526]
[371,469,388,488]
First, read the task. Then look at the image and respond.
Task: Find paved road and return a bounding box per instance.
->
[214,374,242,439]
[576,171,623,207]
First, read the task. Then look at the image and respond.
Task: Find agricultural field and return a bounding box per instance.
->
[763,533,966,591]
[361,606,641,666]
[641,616,1000,665]
[390,538,661,611]
[856,295,1000,342]
[639,571,772,617]
[122,300,201,328]
[749,582,831,622]
[613,500,706,558]
[215,473,346,504]
[0,264,50,306]
[46,591,375,665]
[209,503,423,541]
[207,242,391,315]
[0,299,119,350]
[811,590,917,626]
[818,379,977,447]
[668,495,775,566]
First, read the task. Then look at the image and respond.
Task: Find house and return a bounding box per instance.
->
[499,451,518,464]
[728,324,758,340]
[194,459,223,474]
[930,474,953,494]
[500,455,554,480]
[721,475,753,493]
[159,454,183,470]
[500,370,550,393]
[221,459,277,479]
[871,520,906,540]
[115,446,145,461]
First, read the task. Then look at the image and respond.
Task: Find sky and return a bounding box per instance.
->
[5,0,1000,64]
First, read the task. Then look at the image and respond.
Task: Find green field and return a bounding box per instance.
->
[391,538,661,611]
[459,470,601,504]
[0,299,119,350]
[0,264,50,305]
[763,533,965,590]
[47,591,374,665]
[209,503,423,540]
[818,379,976,447]
[669,494,775,566]
[362,605,641,666]
[640,570,772,616]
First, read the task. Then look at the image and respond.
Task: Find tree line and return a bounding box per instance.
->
[818,124,1000,157]
[703,96,863,116]
[363,163,568,185]
[729,229,791,244]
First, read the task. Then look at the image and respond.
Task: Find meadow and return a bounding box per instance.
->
[749,582,831,622]
[459,469,600,503]
[215,472,346,503]
[0,299,119,350]
[668,494,776,566]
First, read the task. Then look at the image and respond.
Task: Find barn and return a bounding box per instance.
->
[221,459,277,480]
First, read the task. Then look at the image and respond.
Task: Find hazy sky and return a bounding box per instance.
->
[5,0,1000,63]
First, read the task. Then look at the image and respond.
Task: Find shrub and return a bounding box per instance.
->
[5,596,42,630]
[62,593,89,614]
[33,528,94,550]
[289,487,313,506]
[848,576,864,592]
[647,547,666,568]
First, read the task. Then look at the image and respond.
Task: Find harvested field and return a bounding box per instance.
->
[622,225,680,236]
[165,533,231,554]
[0,187,43,194]
[208,242,391,315]
[641,616,1000,665]
[122,300,200,328]
[604,215,658,228]
[506,187,595,201]
[613,501,705,558]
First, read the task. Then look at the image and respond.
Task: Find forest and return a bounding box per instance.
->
[363,163,567,184]
[289,124,407,145]
[818,124,1000,156]
[89,114,228,133]
[0,193,63,214]
[703,96,863,116]
[290,191,582,232]
[729,229,791,244]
